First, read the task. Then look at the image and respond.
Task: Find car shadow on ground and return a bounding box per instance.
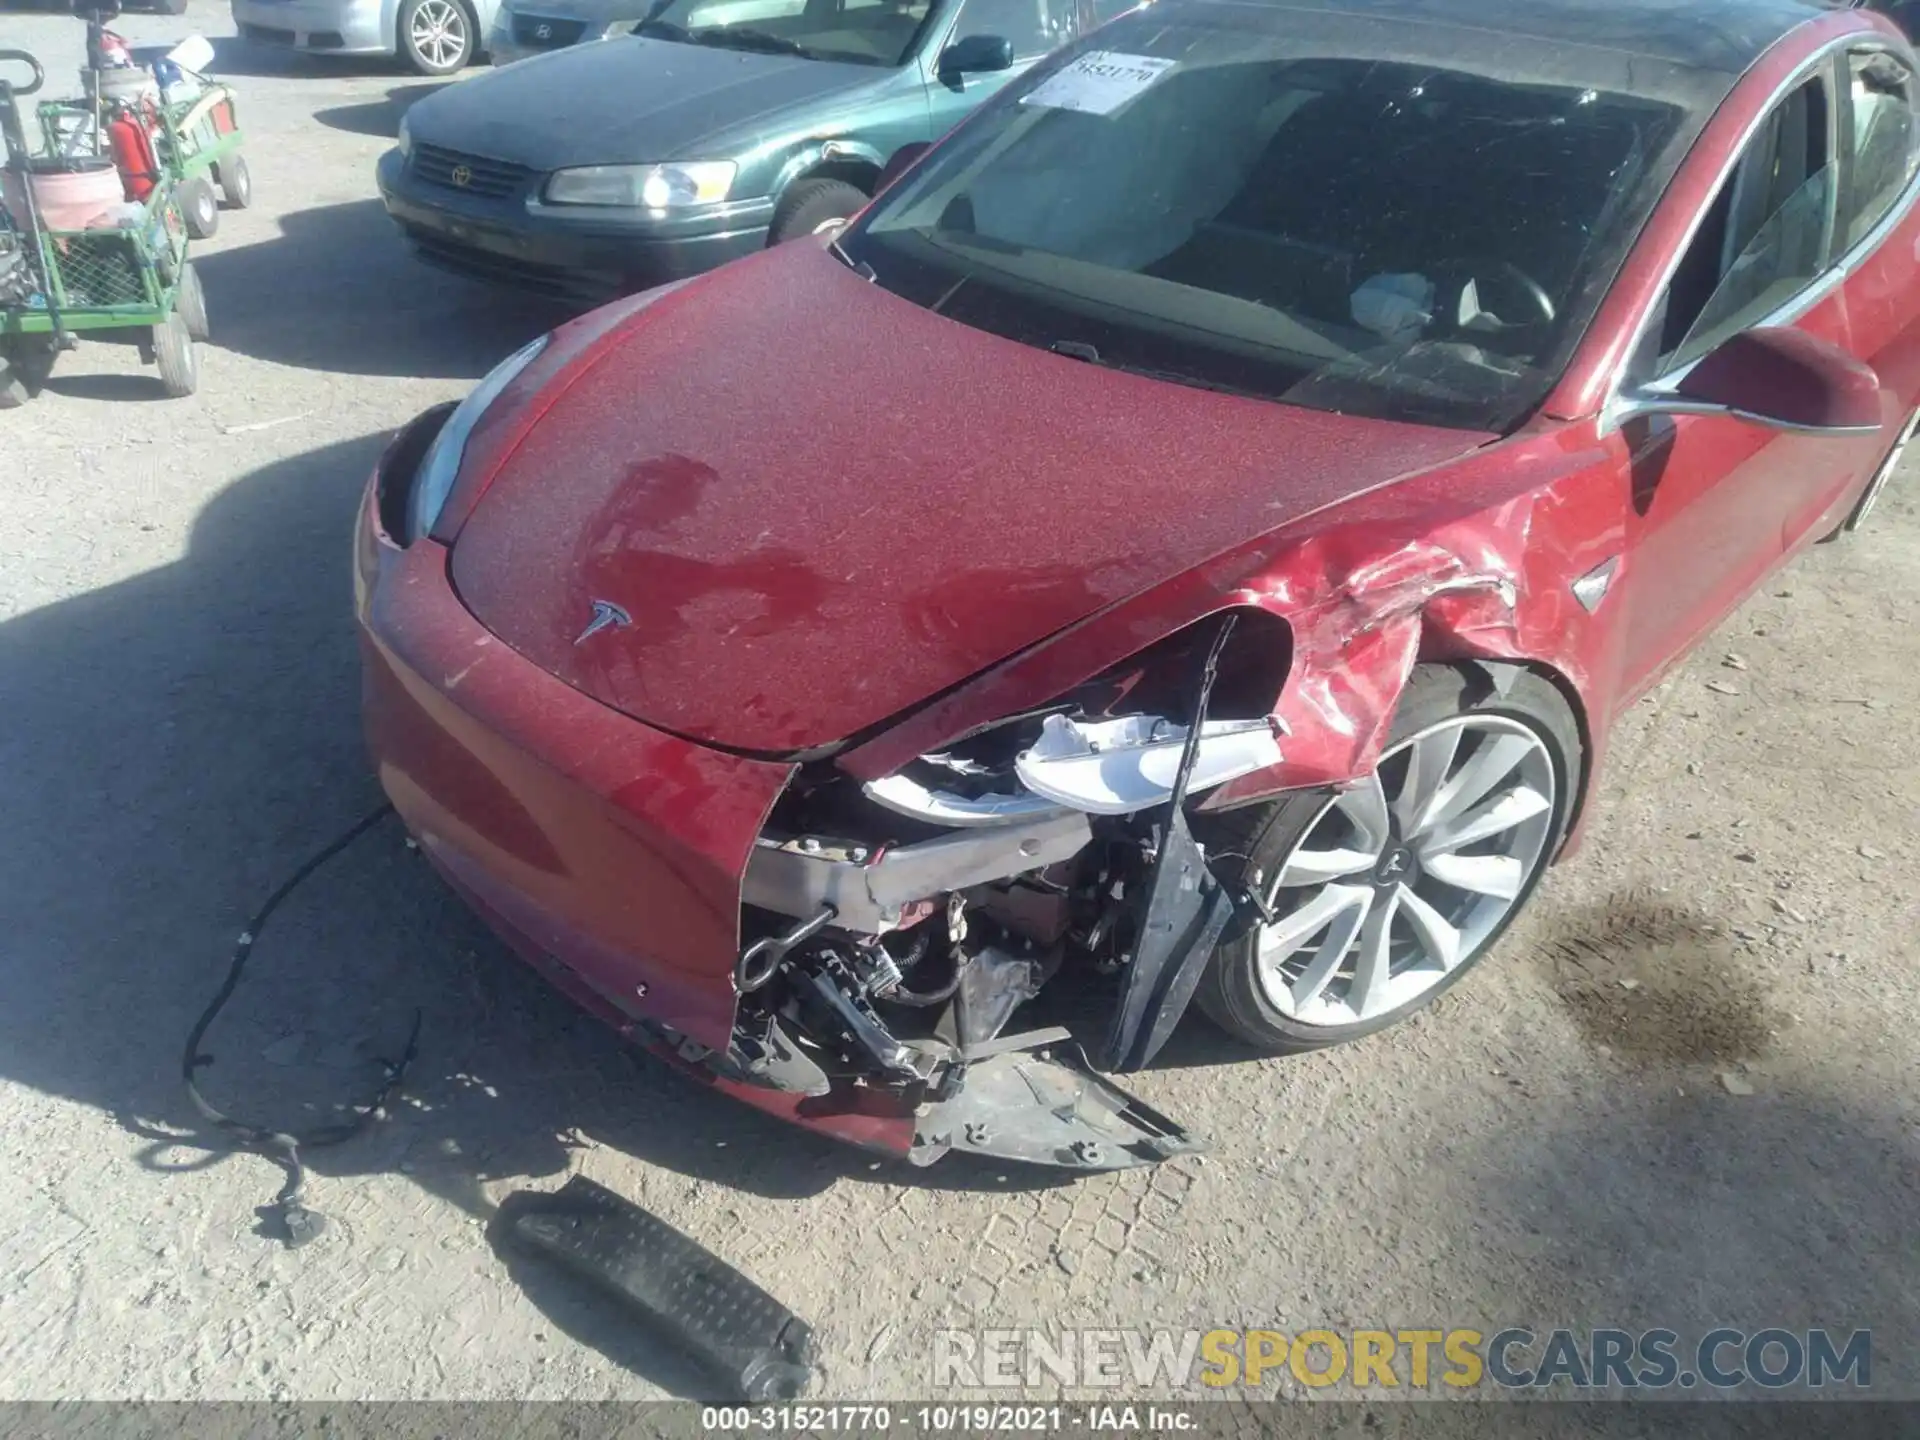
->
[313,81,449,138]
[193,197,568,377]
[0,426,1103,1220]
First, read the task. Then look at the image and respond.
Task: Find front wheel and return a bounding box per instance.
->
[1196,665,1580,1053]
[399,0,476,75]
[767,178,868,246]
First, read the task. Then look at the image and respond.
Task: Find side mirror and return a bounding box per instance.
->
[877,140,930,192]
[938,33,1013,79]
[1620,327,1882,436]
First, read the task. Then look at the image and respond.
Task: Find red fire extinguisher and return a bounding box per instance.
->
[106,107,160,202]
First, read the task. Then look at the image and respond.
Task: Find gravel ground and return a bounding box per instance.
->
[1,1,1916,1404]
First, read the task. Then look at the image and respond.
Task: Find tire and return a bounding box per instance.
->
[399,0,476,75]
[767,178,868,246]
[1195,664,1581,1054]
[0,358,30,409]
[180,176,219,240]
[216,152,253,210]
[152,313,198,397]
[0,339,56,403]
[175,261,210,342]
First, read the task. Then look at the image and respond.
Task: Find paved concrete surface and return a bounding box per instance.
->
[1,0,1915,1403]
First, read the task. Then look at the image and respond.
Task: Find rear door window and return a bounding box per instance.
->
[1836,48,1920,253]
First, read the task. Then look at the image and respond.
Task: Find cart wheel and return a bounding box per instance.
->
[216,153,253,210]
[152,314,198,398]
[176,262,211,343]
[0,339,56,405]
[0,359,30,410]
[181,177,220,240]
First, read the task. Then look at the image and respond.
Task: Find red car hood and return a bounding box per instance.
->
[450,244,1491,754]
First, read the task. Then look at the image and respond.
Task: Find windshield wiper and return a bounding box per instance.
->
[1047,340,1267,402]
[634,17,689,39]
[690,26,813,57]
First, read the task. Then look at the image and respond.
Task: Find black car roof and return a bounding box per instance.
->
[1193,0,1842,77]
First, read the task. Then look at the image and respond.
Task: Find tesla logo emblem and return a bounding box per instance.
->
[574,599,631,645]
[533,22,552,37]
[1375,847,1413,885]
[449,164,473,187]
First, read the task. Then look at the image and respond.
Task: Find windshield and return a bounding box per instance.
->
[636,0,933,66]
[841,5,1701,430]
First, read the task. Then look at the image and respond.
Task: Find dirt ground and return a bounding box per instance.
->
[1,0,1916,1405]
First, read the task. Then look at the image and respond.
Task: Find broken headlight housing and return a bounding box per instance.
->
[863,609,1293,826]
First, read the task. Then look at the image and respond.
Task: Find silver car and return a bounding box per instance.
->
[487,0,785,64]
[231,0,502,73]
[487,0,641,64]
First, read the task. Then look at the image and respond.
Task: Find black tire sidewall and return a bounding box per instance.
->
[400,0,473,75]
[177,262,210,341]
[1195,664,1581,1054]
[768,179,867,245]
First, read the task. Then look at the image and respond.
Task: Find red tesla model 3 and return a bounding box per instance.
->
[356,0,1918,1170]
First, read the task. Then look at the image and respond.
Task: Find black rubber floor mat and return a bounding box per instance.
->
[499,1175,814,1400]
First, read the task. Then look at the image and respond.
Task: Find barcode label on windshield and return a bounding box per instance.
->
[1021,51,1175,115]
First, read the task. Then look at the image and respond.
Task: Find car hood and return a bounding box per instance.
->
[449,244,1494,755]
[406,36,886,168]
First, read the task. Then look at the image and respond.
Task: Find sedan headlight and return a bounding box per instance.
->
[396,113,412,159]
[406,335,549,542]
[543,160,736,209]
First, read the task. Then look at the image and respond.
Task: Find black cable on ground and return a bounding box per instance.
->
[181,803,422,1248]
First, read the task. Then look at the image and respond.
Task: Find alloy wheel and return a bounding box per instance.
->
[1254,714,1556,1026]
[411,0,469,69]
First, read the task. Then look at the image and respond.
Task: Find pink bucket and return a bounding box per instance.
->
[1,159,126,232]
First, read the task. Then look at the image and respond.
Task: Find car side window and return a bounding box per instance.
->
[1638,75,1838,378]
[1837,48,1919,253]
[945,0,1070,60]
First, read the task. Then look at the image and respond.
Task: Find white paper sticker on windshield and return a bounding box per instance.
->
[1020,51,1175,116]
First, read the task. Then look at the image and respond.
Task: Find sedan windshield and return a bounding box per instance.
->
[842,2,1705,430]
[636,0,932,66]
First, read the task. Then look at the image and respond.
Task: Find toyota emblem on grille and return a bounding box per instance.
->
[450,164,473,187]
[533,22,552,37]
[574,599,632,645]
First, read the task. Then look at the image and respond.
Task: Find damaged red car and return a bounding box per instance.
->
[357,0,1920,1170]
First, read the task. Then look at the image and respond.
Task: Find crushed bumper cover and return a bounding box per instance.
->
[356,417,1200,1169]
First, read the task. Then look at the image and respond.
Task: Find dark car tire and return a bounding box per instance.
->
[153,313,198,398]
[176,261,211,342]
[399,0,476,75]
[1195,664,1581,1055]
[768,178,868,245]
[180,176,219,239]
[216,152,253,210]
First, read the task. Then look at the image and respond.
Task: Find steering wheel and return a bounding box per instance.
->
[0,50,46,97]
[1435,257,1557,331]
